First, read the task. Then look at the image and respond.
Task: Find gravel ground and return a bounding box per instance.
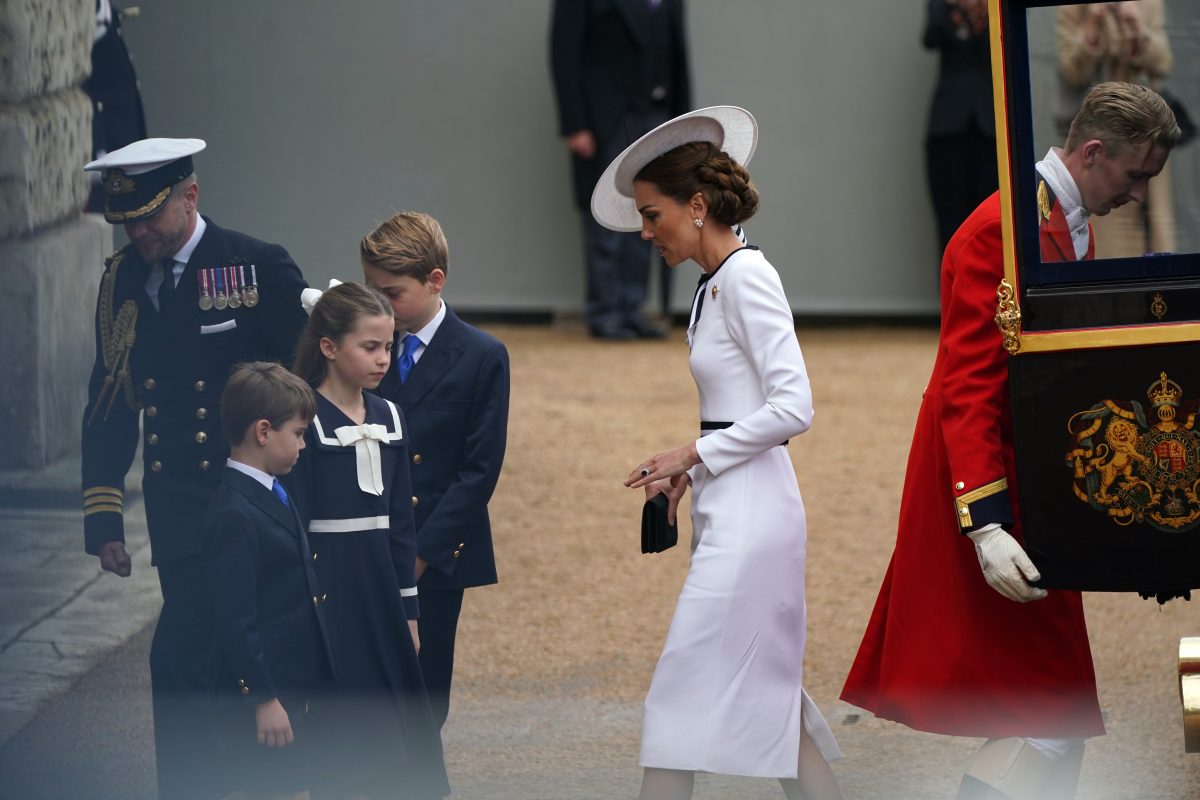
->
[437,322,1200,799]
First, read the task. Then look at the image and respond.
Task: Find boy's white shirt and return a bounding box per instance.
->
[226,458,275,491]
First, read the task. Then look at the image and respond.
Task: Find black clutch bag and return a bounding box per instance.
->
[641,493,678,554]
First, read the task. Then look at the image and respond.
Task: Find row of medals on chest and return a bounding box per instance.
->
[196,264,260,311]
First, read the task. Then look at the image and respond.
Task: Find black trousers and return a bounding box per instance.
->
[416,587,465,730]
[150,556,218,800]
[577,106,671,331]
[925,124,998,255]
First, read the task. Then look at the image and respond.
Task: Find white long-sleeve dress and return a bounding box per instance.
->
[639,246,842,778]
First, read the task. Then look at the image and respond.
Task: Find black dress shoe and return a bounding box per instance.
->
[627,319,668,340]
[589,323,635,341]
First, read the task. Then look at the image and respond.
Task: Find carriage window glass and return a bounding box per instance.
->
[1023,1,1200,284]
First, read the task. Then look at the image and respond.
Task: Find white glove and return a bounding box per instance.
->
[967,523,1048,603]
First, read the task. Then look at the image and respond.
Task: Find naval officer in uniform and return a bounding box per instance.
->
[81,138,309,799]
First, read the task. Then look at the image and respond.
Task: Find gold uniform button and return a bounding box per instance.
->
[199,460,211,471]
[412,453,422,465]
[955,481,965,491]
[238,679,246,687]
[194,380,206,392]
[196,408,208,420]
[412,496,419,507]
[195,432,208,444]
[240,686,249,696]
[312,596,319,607]
[452,551,461,559]
[145,406,157,417]
[147,433,159,445]
[959,507,970,516]
[150,460,163,472]
[143,378,156,390]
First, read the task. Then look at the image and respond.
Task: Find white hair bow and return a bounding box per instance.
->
[334,423,390,495]
[300,278,344,315]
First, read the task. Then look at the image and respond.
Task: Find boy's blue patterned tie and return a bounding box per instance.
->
[398,334,421,384]
[271,479,290,508]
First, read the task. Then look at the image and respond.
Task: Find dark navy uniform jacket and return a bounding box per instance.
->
[550,0,691,209]
[375,307,509,590]
[82,217,308,564]
[205,467,334,705]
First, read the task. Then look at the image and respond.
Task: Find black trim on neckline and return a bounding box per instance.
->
[691,246,759,328]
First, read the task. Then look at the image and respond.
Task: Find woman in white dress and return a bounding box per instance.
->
[591,107,843,800]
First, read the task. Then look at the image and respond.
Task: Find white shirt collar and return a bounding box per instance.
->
[1036,148,1090,260]
[170,215,207,266]
[226,458,275,492]
[401,299,447,363]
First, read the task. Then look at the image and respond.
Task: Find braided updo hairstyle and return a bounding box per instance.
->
[634,142,760,226]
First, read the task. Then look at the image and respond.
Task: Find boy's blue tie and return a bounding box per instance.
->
[398,334,421,384]
[271,479,290,508]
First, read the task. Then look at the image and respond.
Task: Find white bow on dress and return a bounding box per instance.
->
[334,423,389,495]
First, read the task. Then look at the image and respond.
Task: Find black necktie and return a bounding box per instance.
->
[157,260,176,309]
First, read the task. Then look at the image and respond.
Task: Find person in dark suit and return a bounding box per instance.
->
[81,138,309,800]
[361,212,509,730]
[205,362,332,800]
[550,0,691,339]
[83,0,147,213]
[923,0,997,256]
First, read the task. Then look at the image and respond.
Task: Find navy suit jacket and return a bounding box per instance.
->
[375,306,509,590]
[204,467,333,705]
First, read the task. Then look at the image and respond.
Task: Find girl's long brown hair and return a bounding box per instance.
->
[292,282,393,388]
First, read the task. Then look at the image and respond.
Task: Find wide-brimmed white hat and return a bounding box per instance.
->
[590,106,758,232]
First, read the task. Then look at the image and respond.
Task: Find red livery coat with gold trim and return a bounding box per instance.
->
[840,192,1104,738]
[1038,178,1095,263]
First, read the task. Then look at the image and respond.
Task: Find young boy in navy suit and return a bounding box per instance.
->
[361,212,510,730]
[205,362,333,800]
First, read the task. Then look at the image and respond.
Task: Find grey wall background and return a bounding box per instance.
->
[121,1,946,317]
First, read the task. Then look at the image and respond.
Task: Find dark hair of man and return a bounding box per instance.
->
[359,211,450,282]
[220,361,317,446]
[292,281,394,388]
[635,141,761,226]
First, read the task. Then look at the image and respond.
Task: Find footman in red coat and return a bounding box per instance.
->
[842,83,1180,800]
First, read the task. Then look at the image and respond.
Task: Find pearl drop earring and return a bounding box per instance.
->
[693,218,704,229]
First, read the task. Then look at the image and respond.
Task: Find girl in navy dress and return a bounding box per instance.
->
[288,282,448,799]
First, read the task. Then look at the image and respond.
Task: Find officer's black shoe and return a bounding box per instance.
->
[627,319,668,340]
[589,323,636,341]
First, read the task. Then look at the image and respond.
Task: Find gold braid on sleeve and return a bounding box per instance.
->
[87,250,139,425]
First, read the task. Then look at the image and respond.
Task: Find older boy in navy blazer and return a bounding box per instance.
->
[362,212,509,729]
[205,362,333,797]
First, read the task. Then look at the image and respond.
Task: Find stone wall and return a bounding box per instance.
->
[0,0,110,470]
